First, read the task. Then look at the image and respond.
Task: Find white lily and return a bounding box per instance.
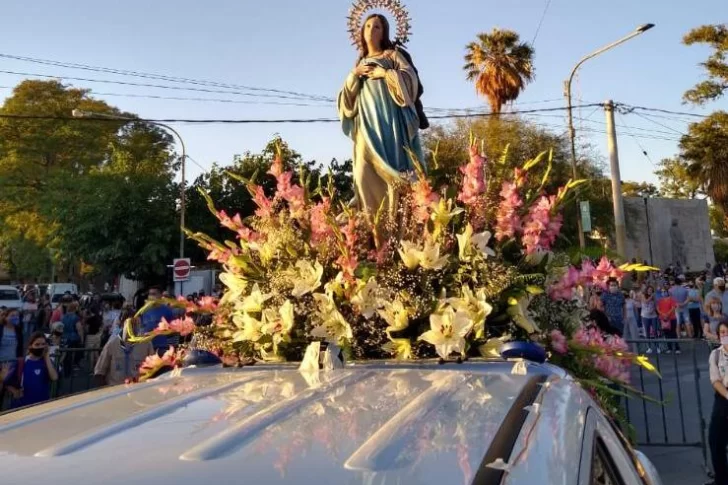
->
[448,286,493,339]
[232,312,264,343]
[311,294,353,344]
[398,240,421,270]
[457,224,496,261]
[239,283,273,314]
[382,338,413,360]
[291,260,324,298]
[219,272,248,305]
[262,300,295,346]
[418,306,474,359]
[351,278,381,319]
[324,271,348,298]
[378,299,409,332]
[419,240,449,270]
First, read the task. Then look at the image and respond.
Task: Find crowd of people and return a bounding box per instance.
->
[584,261,728,355]
[0,286,218,411]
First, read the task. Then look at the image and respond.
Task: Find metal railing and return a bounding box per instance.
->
[0,347,102,413]
[624,338,713,473]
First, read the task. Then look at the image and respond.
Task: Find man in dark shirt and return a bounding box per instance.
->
[601,278,626,336]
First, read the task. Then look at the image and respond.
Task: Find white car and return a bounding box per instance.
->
[0,285,22,310]
[47,283,78,309]
[0,357,663,485]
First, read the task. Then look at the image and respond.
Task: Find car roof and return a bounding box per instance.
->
[0,361,587,485]
[0,285,20,292]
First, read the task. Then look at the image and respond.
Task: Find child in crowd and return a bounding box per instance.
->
[5,332,58,408]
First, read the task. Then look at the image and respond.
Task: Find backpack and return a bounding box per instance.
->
[62,313,80,344]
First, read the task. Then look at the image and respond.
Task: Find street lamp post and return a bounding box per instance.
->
[564,23,655,251]
[71,110,187,260]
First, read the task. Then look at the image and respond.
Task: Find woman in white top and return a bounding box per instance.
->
[708,320,728,484]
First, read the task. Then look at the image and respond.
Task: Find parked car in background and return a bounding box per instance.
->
[0,285,22,310]
[0,359,663,485]
[48,283,79,309]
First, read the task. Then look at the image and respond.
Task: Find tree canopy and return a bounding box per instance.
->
[683,24,728,105]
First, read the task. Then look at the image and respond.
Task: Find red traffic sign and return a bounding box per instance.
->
[173,258,191,282]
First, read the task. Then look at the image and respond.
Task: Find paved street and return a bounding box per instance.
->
[626,340,716,484]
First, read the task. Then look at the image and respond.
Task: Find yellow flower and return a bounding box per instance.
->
[311,294,354,344]
[457,224,496,261]
[232,312,264,343]
[239,283,273,314]
[419,240,449,270]
[418,306,473,359]
[398,240,421,270]
[351,278,381,319]
[262,300,295,346]
[291,260,324,298]
[448,286,493,339]
[382,338,413,360]
[248,237,278,265]
[378,299,409,333]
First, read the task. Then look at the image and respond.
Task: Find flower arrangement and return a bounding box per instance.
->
[125,140,657,431]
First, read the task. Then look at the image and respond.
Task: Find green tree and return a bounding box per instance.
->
[654,157,703,199]
[621,181,660,198]
[679,112,728,211]
[683,24,728,105]
[710,205,728,238]
[463,29,535,114]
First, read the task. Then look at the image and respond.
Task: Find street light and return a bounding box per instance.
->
[564,23,655,251]
[71,109,187,260]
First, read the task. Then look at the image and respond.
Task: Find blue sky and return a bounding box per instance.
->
[0,0,726,186]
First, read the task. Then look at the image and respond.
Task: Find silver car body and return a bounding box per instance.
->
[0,360,661,485]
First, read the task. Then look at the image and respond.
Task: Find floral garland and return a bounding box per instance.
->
[125,140,658,432]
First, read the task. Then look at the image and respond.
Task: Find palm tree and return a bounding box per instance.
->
[463,29,535,114]
[680,111,728,211]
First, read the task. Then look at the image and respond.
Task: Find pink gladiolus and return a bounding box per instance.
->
[197,297,218,312]
[156,317,196,337]
[337,253,359,280]
[458,145,487,205]
[275,172,306,218]
[310,198,335,245]
[217,210,243,232]
[495,181,523,241]
[550,330,568,354]
[252,185,274,218]
[549,266,580,300]
[140,347,179,375]
[237,226,259,242]
[522,196,560,254]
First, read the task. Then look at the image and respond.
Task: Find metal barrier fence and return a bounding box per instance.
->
[624,338,713,473]
[0,347,102,413]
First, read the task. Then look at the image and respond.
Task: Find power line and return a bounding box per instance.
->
[0,103,605,124]
[531,0,553,45]
[630,111,687,136]
[0,69,334,102]
[0,52,333,102]
[616,103,709,119]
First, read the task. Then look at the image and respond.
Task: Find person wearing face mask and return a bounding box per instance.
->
[707,278,728,318]
[709,321,728,485]
[0,310,23,407]
[600,278,626,337]
[5,332,58,408]
[704,298,728,342]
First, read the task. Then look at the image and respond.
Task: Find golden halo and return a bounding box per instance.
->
[347,0,412,49]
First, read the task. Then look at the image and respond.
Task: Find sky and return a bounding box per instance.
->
[0,0,726,186]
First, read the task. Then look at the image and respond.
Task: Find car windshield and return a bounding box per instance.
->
[0,290,19,300]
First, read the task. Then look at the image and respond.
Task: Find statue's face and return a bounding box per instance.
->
[364,17,384,49]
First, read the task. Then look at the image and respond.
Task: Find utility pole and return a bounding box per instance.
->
[605,100,627,258]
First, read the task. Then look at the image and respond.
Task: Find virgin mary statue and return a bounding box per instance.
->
[337,13,424,221]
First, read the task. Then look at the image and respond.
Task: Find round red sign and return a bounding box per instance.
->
[173,259,191,279]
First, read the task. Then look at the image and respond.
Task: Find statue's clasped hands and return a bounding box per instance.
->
[354,64,387,80]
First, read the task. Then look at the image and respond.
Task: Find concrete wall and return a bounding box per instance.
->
[623,197,714,271]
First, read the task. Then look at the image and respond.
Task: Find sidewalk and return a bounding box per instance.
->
[642,447,708,485]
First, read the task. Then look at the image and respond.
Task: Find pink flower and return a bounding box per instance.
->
[237,226,260,243]
[412,179,439,224]
[252,185,274,218]
[197,297,218,312]
[550,330,568,354]
[495,182,523,241]
[337,254,359,280]
[155,317,196,337]
[140,347,180,375]
[521,196,558,254]
[275,172,306,219]
[549,267,580,301]
[458,145,487,205]
[216,210,243,232]
[310,198,335,246]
